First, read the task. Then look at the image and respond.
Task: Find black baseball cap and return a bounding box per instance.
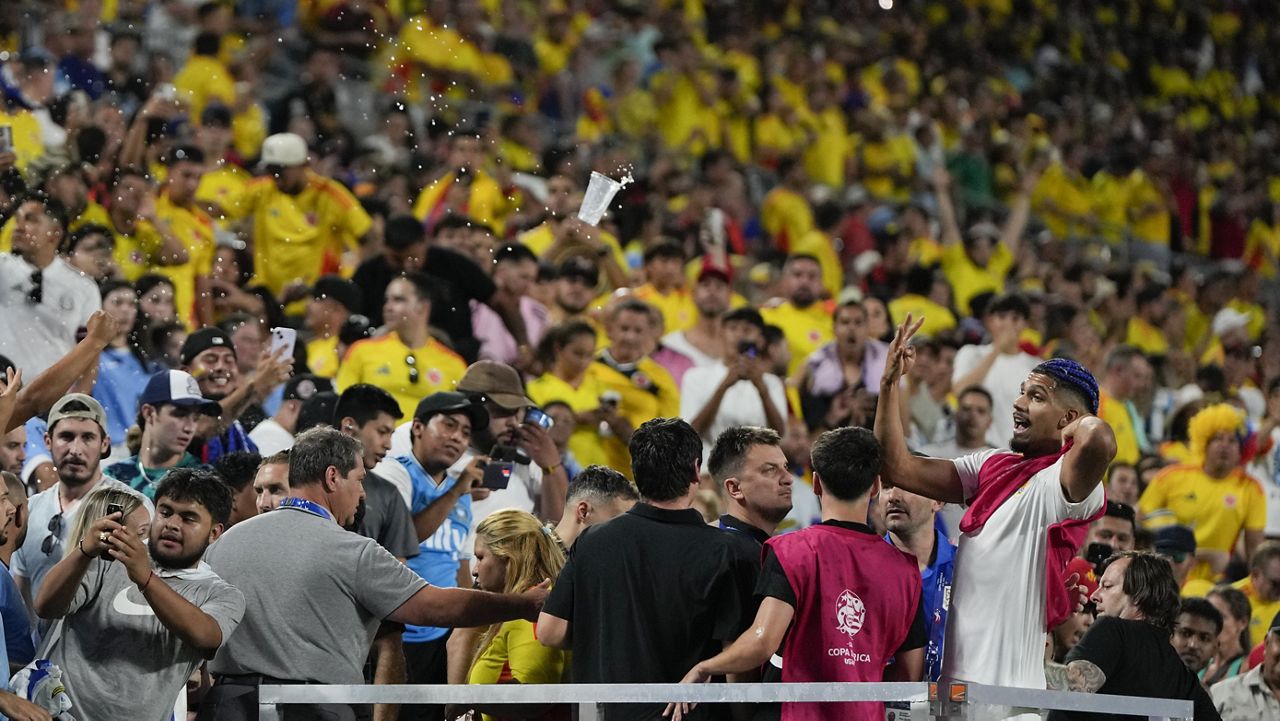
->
[283,374,334,402]
[201,104,233,128]
[181,327,235,366]
[339,315,374,347]
[413,391,489,430]
[312,275,362,313]
[1154,525,1196,556]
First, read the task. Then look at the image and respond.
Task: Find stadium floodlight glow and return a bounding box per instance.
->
[879,0,893,8]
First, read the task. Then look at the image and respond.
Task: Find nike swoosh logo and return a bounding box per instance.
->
[112,586,155,616]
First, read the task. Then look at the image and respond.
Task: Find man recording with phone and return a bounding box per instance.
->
[680,307,787,461]
[370,392,490,721]
[35,469,245,721]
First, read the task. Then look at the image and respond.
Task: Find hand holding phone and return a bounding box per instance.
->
[524,407,555,430]
[481,461,515,490]
[270,327,297,358]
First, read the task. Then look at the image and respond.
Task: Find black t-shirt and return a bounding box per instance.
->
[1046,616,1220,721]
[350,248,497,362]
[718,514,781,721]
[544,503,756,721]
[755,519,928,658]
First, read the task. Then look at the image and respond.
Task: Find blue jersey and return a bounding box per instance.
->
[398,453,472,644]
[92,348,152,447]
[884,528,955,681]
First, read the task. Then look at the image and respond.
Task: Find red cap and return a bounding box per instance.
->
[697,257,732,284]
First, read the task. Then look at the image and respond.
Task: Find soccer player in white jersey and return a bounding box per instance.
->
[874,315,1116,692]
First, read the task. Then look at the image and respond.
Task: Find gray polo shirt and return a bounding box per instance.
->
[206,504,427,683]
[48,558,244,721]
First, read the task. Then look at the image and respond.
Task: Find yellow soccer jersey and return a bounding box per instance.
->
[336,333,466,420]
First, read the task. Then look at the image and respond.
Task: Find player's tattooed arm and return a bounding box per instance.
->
[1044,659,1106,693]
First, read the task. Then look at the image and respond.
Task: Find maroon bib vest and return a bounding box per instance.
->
[767,524,922,721]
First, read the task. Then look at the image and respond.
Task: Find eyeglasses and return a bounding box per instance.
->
[27,269,43,305]
[41,513,63,555]
[406,354,419,384]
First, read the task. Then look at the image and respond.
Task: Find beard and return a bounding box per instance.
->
[56,458,98,487]
[149,537,210,570]
[1009,437,1029,454]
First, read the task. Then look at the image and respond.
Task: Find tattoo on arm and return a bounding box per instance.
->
[1045,660,1106,693]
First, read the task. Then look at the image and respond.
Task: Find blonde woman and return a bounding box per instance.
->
[64,485,151,559]
[451,509,568,721]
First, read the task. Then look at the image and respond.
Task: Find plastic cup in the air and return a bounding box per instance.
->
[577,171,623,226]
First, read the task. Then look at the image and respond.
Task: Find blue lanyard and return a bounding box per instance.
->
[278,497,333,522]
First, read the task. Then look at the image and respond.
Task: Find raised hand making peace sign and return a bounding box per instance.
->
[880,313,926,390]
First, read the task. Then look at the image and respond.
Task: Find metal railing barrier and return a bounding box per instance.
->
[256,681,1194,721]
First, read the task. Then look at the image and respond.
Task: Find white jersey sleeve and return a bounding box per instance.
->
[951,448,1001,504]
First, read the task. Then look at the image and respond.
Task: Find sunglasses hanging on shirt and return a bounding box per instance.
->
[406,353,419,384]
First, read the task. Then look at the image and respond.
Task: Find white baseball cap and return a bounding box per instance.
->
[1211,307,1250,339]
[260,133,309,168]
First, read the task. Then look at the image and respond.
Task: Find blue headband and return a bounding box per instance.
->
[1032,359,1099,414]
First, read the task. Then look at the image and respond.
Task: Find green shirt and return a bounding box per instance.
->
[105,453,206,499]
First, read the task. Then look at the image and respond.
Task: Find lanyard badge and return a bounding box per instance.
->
[278,497,334,522]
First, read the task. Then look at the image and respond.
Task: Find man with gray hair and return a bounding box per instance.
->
[198,426,547,721]
[553,465,639,549]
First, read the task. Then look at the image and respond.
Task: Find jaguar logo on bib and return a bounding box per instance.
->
[835,589,865,638]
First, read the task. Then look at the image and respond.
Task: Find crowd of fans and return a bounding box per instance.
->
[0,0,1279,719]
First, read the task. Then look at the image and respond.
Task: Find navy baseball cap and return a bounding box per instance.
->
[139,370,222,414]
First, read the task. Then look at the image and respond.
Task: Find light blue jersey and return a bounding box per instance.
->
[397,454,472,644]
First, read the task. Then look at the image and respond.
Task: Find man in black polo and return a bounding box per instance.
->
[538,417,754,721]
[707,425,794,721]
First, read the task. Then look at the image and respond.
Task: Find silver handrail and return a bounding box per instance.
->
[254,681,1194,721]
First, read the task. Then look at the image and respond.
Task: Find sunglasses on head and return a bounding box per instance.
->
[41,513,63,555]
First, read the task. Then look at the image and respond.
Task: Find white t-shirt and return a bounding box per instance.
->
[247,418,294,457]
[448,449,543,561]
[0,255,100,376]
[678,362,787,461]
[942,448,1105,689]
[951,345,1040,448]
[662,331,719,370]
